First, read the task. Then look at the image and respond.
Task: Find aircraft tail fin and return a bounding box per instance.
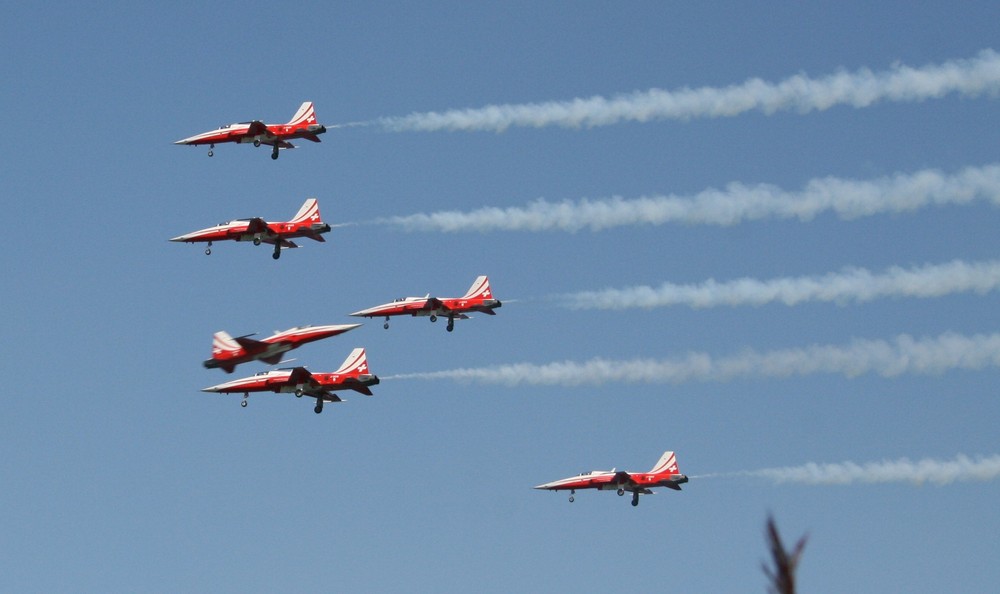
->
[287,101,316,127]
[290,198,322,225]
[462,275,492,299]
[649,451,681,476]
[335,348,369,376]
[212,331,243,355]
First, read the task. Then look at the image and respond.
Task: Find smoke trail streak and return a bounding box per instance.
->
[381,164,1000,232]
[730,454,1000,486]
[559,259,1000,310]
[383,332,1000,385]
[376,50,1000,132]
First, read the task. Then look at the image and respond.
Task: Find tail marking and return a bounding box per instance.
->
[463,275,492,299]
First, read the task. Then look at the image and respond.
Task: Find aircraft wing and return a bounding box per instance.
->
[260,354,284,366]
[258,138,296,149]
[245,120,267,136]
[245,218,268,235]
[260,237,299,249]
[285,367,316,386]
[611,471,634,485]
[233,335,264,350]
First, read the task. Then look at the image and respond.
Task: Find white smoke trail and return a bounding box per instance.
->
[377,50,1000,132]
[736,454,1000,486]
[560,259,1000,310]
[382,164,1000,232]
[384,332,1000,385]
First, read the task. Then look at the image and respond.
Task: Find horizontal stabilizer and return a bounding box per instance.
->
[348,382,374,396]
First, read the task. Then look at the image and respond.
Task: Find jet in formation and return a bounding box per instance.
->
[350,275,502,332]
[170,198,330,259]
[534,451,689,506]
[174,101,326,159]
[202,348,379,414]
[204,324,363,373]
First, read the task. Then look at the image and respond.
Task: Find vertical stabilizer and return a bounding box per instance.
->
[290,198,321,224]
[335,348,369,375]
[649,451,680,476]
[212,331,243,356]
[287,101,316,126]
[462,276,492,299]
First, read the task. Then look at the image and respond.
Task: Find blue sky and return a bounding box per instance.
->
[2,3,999,592]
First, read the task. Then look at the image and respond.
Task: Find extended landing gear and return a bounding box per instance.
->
[568,490,575,503]
[430,315,437,323]
[314,400,324,414]
[207,144,214,157]
[383,317,390,330]
[205,241,212,256]
[631,492,640,507]
[272,244,281,260]
[240,393,249,408]
[271,145,280,160]
[253,139,261,148]
[617,488,625,496]
[295,389,303,398]
[446,316,455,332]
[253,237,261,246]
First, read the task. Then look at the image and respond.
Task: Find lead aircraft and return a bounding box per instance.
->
[204,324,363,373]
[174,101,326,159]
[201,348,379,414]
[534,451,689,506]
[170,198,330,259]
[350,276,501,332]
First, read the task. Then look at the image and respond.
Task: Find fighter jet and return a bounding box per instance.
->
[201,348,379,414]
[175,101,326,159]
[170,198,330,260]
[350,276,501,332]
[204,324,363,373]
[534,451,688,506]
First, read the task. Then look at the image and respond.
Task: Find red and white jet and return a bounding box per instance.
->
[350,276,502,332]
[204,324,363,373]
[170,198,330,259]
[174,101,326,160]
[201,348,379,414]
[534,451,689,506]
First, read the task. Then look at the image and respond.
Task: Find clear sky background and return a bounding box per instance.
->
[2,3,999,592]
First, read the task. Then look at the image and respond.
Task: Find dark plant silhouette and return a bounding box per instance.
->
[763,515,808,594]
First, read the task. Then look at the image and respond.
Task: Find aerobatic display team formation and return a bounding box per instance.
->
[171,100,686,506]
[172,46,1000,506]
